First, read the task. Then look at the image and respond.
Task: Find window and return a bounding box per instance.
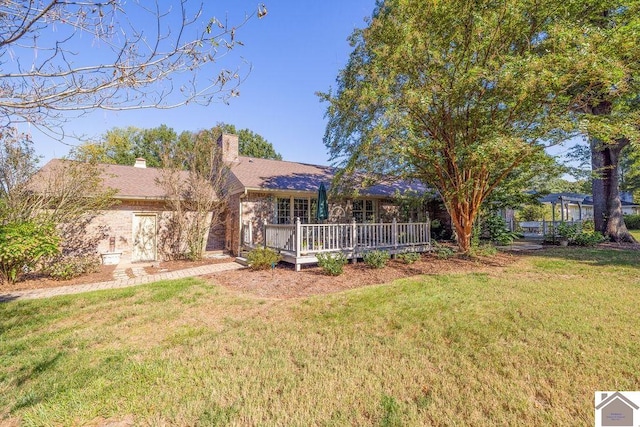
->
[276,198,290,224]
[294,198,310,223]
[352,199,375,223]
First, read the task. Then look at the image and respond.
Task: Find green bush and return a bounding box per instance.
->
[470,244,498,257]
[0,220,60,284]
[362,250,390,269]
[481,213,519,246]
[432,241,455,259]
[573,231,606,246]
[316,252,348,276]
[46,255,101,281]
[246,247,282,270]
[396,252,420,264]
[625,214,640,230]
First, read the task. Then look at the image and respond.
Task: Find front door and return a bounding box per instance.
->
[132,214,157,262]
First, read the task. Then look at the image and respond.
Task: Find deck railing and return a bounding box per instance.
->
[253,218,430,256]
[517,220,583,237]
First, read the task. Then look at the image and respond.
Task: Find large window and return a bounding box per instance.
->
[293,198,310,223]
[276,198,291,224]
[276,197,318,224]
[352,199,375,223]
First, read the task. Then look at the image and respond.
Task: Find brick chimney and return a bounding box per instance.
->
[134,158,147,168]
[217,133,239,164]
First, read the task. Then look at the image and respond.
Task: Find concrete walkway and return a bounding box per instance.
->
[0,261,245,303]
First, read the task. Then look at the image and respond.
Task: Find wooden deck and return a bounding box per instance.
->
[243,219,431,271]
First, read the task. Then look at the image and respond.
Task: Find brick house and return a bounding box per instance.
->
[39,134,443,263]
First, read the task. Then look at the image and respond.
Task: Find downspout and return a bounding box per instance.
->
[238,188,247,255]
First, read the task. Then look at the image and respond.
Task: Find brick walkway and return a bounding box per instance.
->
[0,262,244,303]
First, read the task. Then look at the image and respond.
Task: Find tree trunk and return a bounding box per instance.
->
[590,137,636,243]
[448,202,476,253]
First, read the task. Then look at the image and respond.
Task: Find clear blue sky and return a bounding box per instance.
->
[31,1,376,166]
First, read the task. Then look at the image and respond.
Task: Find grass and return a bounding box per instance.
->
[1,248,640,425]
[630,229,640,241]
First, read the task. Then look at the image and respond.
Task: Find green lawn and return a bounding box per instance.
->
[2,248,640,425]
[630,229,640,241]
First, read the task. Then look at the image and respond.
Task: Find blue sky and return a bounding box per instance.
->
[30,1,377,166]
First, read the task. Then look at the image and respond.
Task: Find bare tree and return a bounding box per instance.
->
[156,130,227,260]
[0,1,267,134]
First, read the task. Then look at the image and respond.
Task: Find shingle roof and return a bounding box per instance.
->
[38,159,188,200]
[228,156,426,197]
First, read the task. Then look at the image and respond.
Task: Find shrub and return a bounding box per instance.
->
[246,247,282,270]
[481,213,519,246]
[556,222,580,241]
[316,252,348,276]
[470,244,498,257]
[432,241,455,259]
[362,250,390,268]
[573,231,606,247]
[625,214,640,230]
[0,220,60,284]
[396,252,420,264]
[46,255,101,280]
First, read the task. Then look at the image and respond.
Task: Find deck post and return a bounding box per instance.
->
[392,218,398,250]
[351,218,357,263]
[295,217,301,258]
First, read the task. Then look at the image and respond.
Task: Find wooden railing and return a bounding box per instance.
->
[256,218,430,256]
[517,220,583,237]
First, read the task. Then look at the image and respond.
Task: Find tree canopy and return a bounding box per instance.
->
[0,1,266,133]
[73,123,282,166]
[321,0,576,252]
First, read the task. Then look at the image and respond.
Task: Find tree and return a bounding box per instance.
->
[321,0,574,252]
[1,128,116,284]
[563,1,640,242]
[0,1,266,132]
[156,131,228,260]
[75,122,282,165]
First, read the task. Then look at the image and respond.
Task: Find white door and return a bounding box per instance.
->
[132,214,157,262]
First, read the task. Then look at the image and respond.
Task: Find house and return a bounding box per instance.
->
[595,392,639,427]
[38,134,440,265]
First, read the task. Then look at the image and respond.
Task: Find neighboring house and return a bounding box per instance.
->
[38,134,440,264]
[505,191,640,237]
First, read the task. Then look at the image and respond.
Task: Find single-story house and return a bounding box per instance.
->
[535,192,639,221]
[38,134,443,265]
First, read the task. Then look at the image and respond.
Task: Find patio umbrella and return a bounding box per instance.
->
[316,182,329,221]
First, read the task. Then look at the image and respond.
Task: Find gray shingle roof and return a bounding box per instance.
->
[228,156,425,197]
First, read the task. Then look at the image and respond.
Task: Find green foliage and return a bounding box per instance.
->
[396,252,420,264]
[316,252,348,276]
[556,222,580,241]
[480,213,519,246]
[362,250,390,269]
[573,231,606,247]
[518,204,546,222]
[246,247,282,271]
[432,241,456,259]
[45,255,100,281]
[321,0,580,252]
[470,244,498,257]
[624,214,640,230]
[0,221,60,284]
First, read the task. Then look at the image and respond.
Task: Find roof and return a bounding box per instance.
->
[538,192,639,207]
[38,159,189,200]
[596,392,639,410]
[228,156,426,197]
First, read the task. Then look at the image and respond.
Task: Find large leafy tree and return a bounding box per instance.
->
[321,0,574,252]
[75,123,282,165]
[563,1,640,242]
[0,1,266,133]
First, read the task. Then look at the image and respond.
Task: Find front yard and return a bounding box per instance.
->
[1,247,639,425]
